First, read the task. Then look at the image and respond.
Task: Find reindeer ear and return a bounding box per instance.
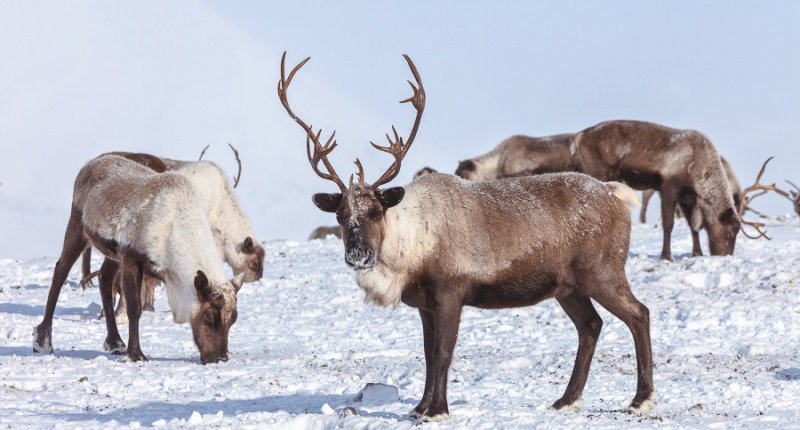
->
[231,272,246,293]
[378,187,405,208]
[194,270,212,300]
[243,237,255,253]
[312,193,342,213]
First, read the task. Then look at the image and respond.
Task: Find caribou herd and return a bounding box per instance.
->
[31,52,797,423]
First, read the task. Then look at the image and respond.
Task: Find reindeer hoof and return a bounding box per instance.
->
[103,339,126,354]
[123,351,148,362]
[549,398,583,412]
[626,392,657,413]
[143,304,155,312]
[32,325,53,354]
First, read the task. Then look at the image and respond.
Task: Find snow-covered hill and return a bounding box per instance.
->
[0,219,798,429]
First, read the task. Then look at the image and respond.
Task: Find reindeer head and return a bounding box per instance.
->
[277,52,425,271]
[706,206,740,255]
[235,236,265,282]
[190,270,244,364]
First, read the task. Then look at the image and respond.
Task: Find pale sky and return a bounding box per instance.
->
[1,1,798,258]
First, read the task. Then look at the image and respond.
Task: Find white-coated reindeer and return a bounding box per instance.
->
[83,151,264,326]
[279,52,654,421]
[33,154,244,364]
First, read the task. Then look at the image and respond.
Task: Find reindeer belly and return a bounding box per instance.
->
[465,275,558,309]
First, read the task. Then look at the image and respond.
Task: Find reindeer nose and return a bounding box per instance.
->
[345,249,376,271]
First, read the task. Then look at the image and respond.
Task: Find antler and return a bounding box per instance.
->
[277,52,347,192]
[368,54,426,190]
[198,144,210,161]
[738,156,792,240]
[227,143,242,188]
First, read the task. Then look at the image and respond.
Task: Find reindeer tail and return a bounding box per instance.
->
[607,181,640,209]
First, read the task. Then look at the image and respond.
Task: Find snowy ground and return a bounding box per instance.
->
[0,217,798,429]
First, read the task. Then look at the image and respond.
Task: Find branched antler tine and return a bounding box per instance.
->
[369,55,426,190]
[787,180,800,192]
[279,52,346,191]
[741,220,771,240]
[227,143,242,188]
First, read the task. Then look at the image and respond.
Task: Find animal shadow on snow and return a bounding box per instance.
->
[51,393,405,425]
[775,368,800,381]
[0,345,106,360]
[0,302,95,318]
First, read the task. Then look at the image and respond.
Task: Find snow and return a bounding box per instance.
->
[1,217,799,429]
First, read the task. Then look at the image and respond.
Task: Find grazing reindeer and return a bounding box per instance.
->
[639,156,741,257]
[455,133,577,180]
[278,52,654,421]
[33,154,244,364]
[571,120,740,260]
[457,121,741,259]
[83,150,263,323]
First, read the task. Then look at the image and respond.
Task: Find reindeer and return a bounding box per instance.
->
[308,226,342,240]
[459,121,741,260]
[455,133,577,180]
[413,166,437,180]
[638,156,741,256]
[83,149,264,323]
[33,154,244,364]
[278,52,654,421]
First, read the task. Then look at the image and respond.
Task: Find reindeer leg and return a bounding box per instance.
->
[80,247,93,289]
[33,207,88,354]
[659,188,677,260]
[639,190,654,224]
[678,197,703,257]
[591,282,655,412]
[142,276,156,312]
[114,274,128,324]
[409,308,436,419]
[419,296,462,422]
[121,256,147,362]
[550,291,603,411]
[99,258,126,354]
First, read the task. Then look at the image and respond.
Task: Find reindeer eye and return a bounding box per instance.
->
[367,208,382,220]
[204,312,217,325]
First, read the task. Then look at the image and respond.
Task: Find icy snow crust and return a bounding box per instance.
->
[0,218,798,429]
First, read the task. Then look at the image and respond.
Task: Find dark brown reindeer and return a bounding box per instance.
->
[639,156,741,256]
[33,154,244,364]
[279,52,654,421]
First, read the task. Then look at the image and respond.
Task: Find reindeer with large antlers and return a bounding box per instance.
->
[279,52,654,421]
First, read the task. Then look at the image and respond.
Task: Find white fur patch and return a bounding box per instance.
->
[627,393,657,413]
[607,182,641,209]
[549,399,583,412]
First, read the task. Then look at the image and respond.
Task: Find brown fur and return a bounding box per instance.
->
[458,120,740,260]
[33,155,240,364]
[308,225,342,240]
[639,156,740,257]
[572,120,739,260]
[314,173,654,419]
[455,134,577,180]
